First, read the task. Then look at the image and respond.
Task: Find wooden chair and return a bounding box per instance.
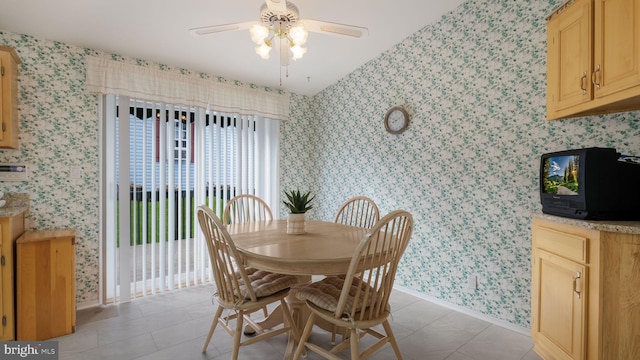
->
[334,196,380,229]
[196,205,300,360]
[223,194,273,224]
[330,195,380,343]
[223,194,273,321]
[293,210,414,360]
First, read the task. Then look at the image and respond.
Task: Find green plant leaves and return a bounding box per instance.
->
[283,190,315,213]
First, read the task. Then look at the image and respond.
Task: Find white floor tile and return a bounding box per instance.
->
[53,285,539,360]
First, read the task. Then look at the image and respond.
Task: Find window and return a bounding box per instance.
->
[174,119,187,161]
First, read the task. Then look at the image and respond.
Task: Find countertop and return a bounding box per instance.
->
[0,192,29,217]
[533,212,640,235]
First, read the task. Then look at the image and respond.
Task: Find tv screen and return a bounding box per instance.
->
[542,155,579,196]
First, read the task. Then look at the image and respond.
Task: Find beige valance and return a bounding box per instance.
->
[85,56,290,120]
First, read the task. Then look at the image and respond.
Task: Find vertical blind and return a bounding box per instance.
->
[102,94,280,303]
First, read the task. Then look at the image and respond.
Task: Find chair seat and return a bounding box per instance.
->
[296,276,379,315]
[239,267,298,298]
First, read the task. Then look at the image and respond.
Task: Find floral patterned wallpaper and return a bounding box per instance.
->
[1,0,640,330]
[283,0,640,328]
[0,36,101,303]
[0,33,280,305]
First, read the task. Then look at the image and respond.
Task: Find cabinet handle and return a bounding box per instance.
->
[580,71,587,95]
[573,271,582,299]
[592,65,601,90]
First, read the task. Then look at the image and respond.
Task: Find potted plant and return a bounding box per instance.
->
[283,190,314,234]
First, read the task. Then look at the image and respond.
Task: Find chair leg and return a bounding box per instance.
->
[202,305,224,352]
[293,312,316,360]
[279,300,299,340]
[243,305,270,335]
[382,320,403,360]
[232,310,245,360]
[350,328,360,360]
[331,324,337,344]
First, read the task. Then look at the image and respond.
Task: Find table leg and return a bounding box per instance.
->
[245,275,349,356]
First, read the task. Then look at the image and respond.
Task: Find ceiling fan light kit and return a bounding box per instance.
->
[249,3,309,63]
[189,0,369,86]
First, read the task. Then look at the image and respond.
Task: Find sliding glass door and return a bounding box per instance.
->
[99,94,279,303]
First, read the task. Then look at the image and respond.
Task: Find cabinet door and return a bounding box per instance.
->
[546,0,592,118]
[0,53,5,144]
[0,223,3,340]
[532,249,586,360]
[593,0,640,97]
[0,47,20,149]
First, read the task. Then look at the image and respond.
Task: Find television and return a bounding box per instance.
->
[540,147,640,220]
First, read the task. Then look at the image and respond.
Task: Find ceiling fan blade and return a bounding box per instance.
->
[189,21,256,36]
[301,19,369,38]
[265,0,288,14]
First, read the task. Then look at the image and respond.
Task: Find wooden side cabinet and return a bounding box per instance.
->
[546,0,640,120]
[0,212,25,341]
[0,45,21,149]
[531,217,640,360]
[16,229,76,340]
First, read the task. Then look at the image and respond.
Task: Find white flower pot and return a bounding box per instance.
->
[287,213,306,235]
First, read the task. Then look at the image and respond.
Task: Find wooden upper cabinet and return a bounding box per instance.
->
[546,0,640,120]
[593,0,640,98]
[0,46,21,149]
[546,0,593,116]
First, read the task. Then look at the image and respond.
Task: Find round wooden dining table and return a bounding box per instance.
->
[227,219,369,357]
[227,219,368,275]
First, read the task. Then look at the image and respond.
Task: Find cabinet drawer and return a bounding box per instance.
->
[534,225,588,263]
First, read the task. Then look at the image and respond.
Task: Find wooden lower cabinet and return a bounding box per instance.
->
[0,212,25,341]
[531,217,640,360]
[16,229,76,340]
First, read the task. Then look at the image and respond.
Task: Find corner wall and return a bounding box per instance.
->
[281,0,640,327]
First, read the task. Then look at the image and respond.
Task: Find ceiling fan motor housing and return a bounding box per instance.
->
[260,2,300,28]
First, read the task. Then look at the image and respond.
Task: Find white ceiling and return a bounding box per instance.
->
[0,0,465,96]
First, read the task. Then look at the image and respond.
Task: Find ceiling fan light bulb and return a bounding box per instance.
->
[255,43,271,59]
[290,45,307,60]
[289,25,308,45]
[250,24,270,44]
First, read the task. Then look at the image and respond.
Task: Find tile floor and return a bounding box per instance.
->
[55,285,542,360]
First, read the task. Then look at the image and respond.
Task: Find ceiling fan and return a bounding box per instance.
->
[189,0,369,67]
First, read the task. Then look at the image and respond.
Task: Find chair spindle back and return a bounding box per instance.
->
[334,196,380,229]
[335,210,413,322]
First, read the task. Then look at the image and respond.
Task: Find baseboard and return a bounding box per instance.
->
[76,299,101,311]
[393,285,531,336]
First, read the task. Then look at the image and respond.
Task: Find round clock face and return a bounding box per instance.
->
[384,106,409,134]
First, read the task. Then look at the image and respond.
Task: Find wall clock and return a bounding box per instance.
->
[384,106,409,134]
